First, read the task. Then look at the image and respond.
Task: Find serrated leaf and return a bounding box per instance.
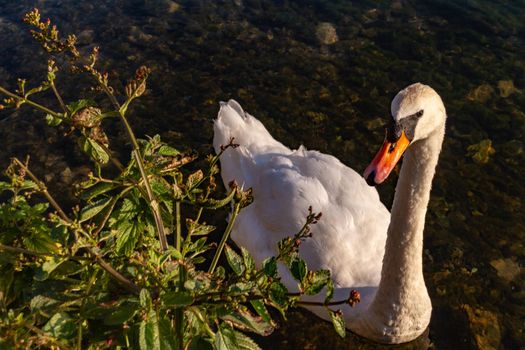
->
[23,233,58,253]
[304,269,331,295]
[215,323,261,350]
[161,291,193,307]
[225,245,245,276]
[269,282,288,308]
[158,145,180,156]
[79,197,112,222]
[79,136,110,164]
[45,113,63,126]
[324,279,334,304]
[186,219,215,236]
[81,182,115,201]
[241,247,255,273]
[249,300,272,325]
[139,309,160,350]
[34,256,64,281]
[262,257,277,278]
[116,220,142,256]
[221,307,274,336]
[290,257,307,284]
[188,336,213,350]
[67,99,96,115]
[329,310,346,338]
[140,289,152,309]
[30,295,60,312]
[42,312,76,340]
[186,170,204,189]
[103,302,138,325]
[198,188,235,209]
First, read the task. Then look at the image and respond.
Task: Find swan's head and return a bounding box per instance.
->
[364,83,446,186]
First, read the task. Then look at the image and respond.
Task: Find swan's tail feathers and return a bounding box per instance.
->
[213,99,288,155]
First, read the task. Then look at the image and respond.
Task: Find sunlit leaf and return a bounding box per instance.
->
[103,302,138,325]
[215,323,261,350]
[241,247,255,273]
[79,197,112,222]
[225,245,245,276]
[42,312,76,340]
[262,257,277,278]
[221,307,274,336]
[115,220,143,256]
[290,257,307,284]
[303,270,331,295]
[329,310,346,338]
[161,291,193,307]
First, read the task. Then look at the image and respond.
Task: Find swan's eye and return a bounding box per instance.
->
[415,110,424,118]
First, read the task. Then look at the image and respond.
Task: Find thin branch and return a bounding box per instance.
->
[49,81,68,115]
[0,86,61,117]
[11,157,140,295]
[209,201,241,273]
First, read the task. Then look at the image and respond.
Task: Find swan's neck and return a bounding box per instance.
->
[364,125,444,341]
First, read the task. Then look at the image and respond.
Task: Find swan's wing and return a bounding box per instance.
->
[230,147,390,288]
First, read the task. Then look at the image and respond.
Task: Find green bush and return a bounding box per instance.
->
[0,9,355,349]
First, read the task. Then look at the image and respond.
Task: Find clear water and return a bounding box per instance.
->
[1,1,524,348]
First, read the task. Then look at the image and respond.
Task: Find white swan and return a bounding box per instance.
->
[213,83,446,344]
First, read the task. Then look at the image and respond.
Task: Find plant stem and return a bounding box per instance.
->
[99,85,168,251]
[208,201,241,274]
[296,299,348,307]
[175,201,181,251]
[49,81,67,115]
[0,86,60,117]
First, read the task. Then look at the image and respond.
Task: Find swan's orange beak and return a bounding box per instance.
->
[364,131,410,186]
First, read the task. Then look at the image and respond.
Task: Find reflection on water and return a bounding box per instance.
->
[1,1,524,348]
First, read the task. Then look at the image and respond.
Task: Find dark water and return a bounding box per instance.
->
[1,1,524,349]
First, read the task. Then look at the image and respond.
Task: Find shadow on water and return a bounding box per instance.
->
[1,0,524,348]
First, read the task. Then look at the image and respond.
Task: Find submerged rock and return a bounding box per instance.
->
[462,305,501,350]
[490,258,521,282]
[315,22,338,45]
[497,80,518,97]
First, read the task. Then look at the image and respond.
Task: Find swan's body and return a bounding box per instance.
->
[213,83,446,344]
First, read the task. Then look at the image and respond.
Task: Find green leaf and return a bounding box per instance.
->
[115,220,142,256]
[186,170,204,190]
[158,145,180,156]
[161,291,193,307]
[79,197,112,222]
[329,310,346,338]
[23,233,58,253]
[42,312,76,340]
[140,289,152,309]
[79,135,110,164]
[81,182,115,201]
[304,270,331,295]
[34,256,64,281]
[67,99,96,115]
[139,309,161,350]
[215,323,261,350]
[241,247,255,273]
[103,302,138,325]
[198,189,235,209]
[30,295,60,312]
[0,181,10,193]
[186,219,215,236]
[269,282,288,308]
[45,113,63,126]
[188,336,213,350]
[262,257,277,278]
[221,307,274,336]
[250,300,273,325]
[225,245,245,276]
[324,279,334,304]
[290,257,307,284]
